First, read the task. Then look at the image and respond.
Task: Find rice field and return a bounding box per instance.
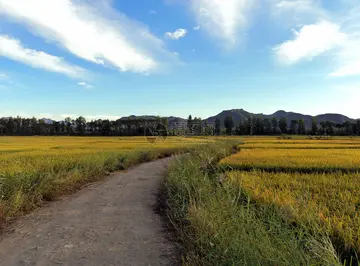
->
[241,143,360,149]
[220,148,360,172]
[229,171,360,254]
[221,136,360,262]
[0,136,211,222]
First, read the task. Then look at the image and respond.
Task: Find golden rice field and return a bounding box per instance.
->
[229,171,360,253]
[221,136,360,261]
[0,136,211,222]
[220,148,360,172]
[241,143,360,149]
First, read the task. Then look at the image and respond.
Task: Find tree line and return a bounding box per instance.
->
[0,115,360,136]
[0,116,169,136]
[218,116,360,136]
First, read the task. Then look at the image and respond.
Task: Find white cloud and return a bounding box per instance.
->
[0,0,176,74]
[78,81,94,89]
[0,35,86,78]
[165,29,187,40]
[272,1,360,78]
[190,0,254,46]
[274,21,346,64]
[193,25,201,30]
[149,9,157,15]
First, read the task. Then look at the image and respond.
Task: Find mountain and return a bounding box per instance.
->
[119,115,186,129]
[119,110,356,130]
[204,109,357,129]
[206,109,257,127]
[40,118,55,125]
[315,113,354,124]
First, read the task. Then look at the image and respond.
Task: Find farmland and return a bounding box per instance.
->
[2,135,360,265]
[220,148,360,172]
[0,136,211,222]
[218,136,360,264]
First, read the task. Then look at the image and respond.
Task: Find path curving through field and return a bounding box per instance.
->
[0,158,178,266]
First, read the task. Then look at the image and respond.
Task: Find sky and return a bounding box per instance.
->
[0,0,359,121]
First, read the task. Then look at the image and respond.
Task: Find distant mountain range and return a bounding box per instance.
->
[6,110,358,129]
[118,109,356,129]
[205,109,356,128]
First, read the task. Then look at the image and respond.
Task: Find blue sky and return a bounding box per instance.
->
[0,0,359,120]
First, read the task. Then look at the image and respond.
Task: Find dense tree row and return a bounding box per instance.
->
[0,116,169,136]
[220,116,360,136]
[0,115,359,136]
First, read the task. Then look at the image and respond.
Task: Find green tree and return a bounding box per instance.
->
[224,116,234,135]
[325,121,335,135]
[246,117,253,135]
[357,120,360,136]
[320,121,327,135]
[215,118,221,135]
[263,118,272,135]
[187,115,193,135]
[255,117,264,135]
[271,117,278,134]
[64,117,72,135]
[279,117,287,134]
[75,116,86,135]
[298,119,306,135]
[311,118,318,135]
[343,121,352,135]
[290,120,299,135]
[193,117,203,135]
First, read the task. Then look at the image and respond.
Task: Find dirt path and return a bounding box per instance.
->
[0,158,178,266]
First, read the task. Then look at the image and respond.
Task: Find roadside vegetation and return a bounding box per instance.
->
[0,136,210,224]
[165,140,341,265]
[165,137,360,265]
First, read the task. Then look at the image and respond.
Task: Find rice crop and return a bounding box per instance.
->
[220,148,360,173]
[0,136,210,222]
[228,170,360,259]
[241,143,360,149]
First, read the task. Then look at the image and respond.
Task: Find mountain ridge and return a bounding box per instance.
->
[117,109,357,129]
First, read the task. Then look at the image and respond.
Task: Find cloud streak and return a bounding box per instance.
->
[0,35,86,78]
[190,0,254,47]
[0,0,176,74]
[78,81,94,89]
[165,29,187,40]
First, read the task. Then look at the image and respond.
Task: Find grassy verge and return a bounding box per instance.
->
[165,142,341,265]
[0,146,194,225]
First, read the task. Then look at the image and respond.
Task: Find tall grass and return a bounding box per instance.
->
[165,142,341,265]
